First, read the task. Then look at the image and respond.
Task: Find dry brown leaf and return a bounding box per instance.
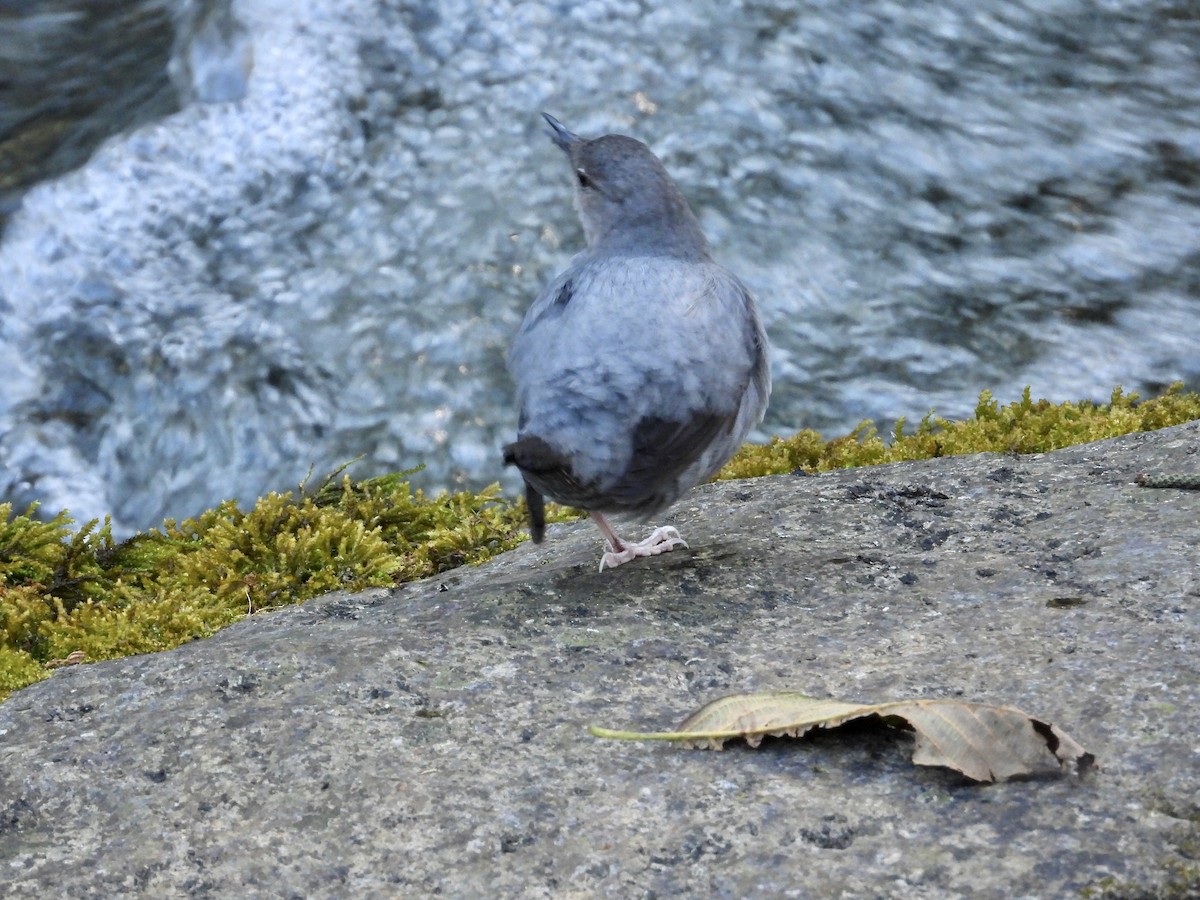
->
[589,691,1095,783]
[44,650,87,670]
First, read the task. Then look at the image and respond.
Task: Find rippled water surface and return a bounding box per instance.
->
[1,0,1197,533]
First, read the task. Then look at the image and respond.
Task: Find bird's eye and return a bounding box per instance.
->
[575,168,592,188]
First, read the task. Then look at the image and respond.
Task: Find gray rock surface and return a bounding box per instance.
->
[3,423,1199,897]
[2,0,1199,535]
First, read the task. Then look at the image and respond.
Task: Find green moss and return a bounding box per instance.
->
[0,474,537,701]
[722,383,1200,479]
[1,384,1198,702]
[312,469,537,580]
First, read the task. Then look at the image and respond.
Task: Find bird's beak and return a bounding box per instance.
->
[542,113,580,152]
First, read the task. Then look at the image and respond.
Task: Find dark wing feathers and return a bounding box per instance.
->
[552,279,574,309]
[601,411,729,509]
[503,435,590,503]
[505,406,734,521]
[504,435,591,540]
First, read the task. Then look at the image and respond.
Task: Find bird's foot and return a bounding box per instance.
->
[598,527,689,572]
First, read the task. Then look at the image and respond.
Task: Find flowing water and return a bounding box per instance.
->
[1,0,1197,534]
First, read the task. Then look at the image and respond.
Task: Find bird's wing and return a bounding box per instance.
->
[504,434,601,510]
[599,410,730,509]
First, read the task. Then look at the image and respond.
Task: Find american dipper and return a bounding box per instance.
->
[504,113,770,571]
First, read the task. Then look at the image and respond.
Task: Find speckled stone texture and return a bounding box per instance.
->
[2,423,1198,897]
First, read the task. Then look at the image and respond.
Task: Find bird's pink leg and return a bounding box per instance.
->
[591,512,689,572]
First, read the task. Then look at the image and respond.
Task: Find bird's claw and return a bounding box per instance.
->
[598,527,689,572]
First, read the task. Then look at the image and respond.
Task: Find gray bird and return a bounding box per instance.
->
[504,113,770,571]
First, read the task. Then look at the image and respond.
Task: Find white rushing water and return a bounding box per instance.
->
[1,0,1197,534]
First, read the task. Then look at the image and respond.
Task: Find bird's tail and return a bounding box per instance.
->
[524,482,545,544]
[504,438,549,543]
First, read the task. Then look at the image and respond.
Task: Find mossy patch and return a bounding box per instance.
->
[721,384,1200,479]
[0,471,554,701]
[2,384,1199,702]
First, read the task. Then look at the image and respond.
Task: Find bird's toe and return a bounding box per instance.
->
[597,526,689,571]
